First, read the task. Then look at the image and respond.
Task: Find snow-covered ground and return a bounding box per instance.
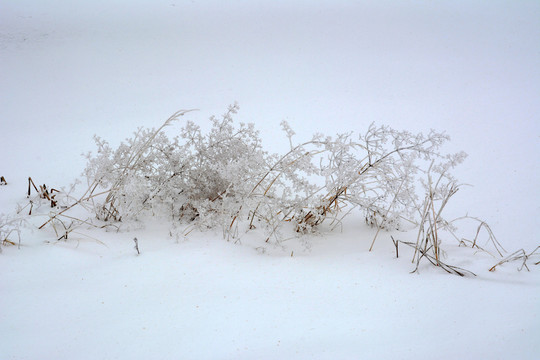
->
[1,1,538,359]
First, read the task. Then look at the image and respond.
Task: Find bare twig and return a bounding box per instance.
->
[400,240,476,277]
[489,246,540,272]
[133,237,140,255]
[391,236,399,258]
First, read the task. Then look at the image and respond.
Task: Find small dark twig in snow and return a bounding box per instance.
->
[391,236,399,258]
[133,237,140,255]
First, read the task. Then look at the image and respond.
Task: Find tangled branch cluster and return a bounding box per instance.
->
[3,104,521,275]
[84,104,464,244]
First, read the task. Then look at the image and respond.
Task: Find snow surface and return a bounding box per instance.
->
[1,1,539,359]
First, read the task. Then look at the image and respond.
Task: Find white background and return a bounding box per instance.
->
[1,1,539,359]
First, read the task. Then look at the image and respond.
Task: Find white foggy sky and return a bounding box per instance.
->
[1,0,539,246]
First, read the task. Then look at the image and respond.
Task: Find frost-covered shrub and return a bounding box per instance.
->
[83,104,466,248]
[0,213,25,250]
[84,104,268,228]
[4,103,522,274]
